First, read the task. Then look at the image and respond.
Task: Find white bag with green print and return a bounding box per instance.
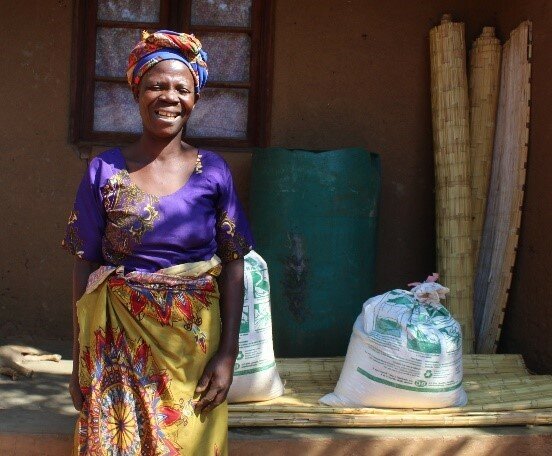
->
[227,250,284,403]
[320,275,467,408]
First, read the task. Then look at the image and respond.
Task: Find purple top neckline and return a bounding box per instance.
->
[113,147,202,199]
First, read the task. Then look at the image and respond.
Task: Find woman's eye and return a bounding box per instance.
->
[178,88,190,94]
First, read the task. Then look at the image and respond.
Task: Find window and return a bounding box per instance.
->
[70,0,274,150]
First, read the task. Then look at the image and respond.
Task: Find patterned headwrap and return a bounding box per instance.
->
[127,30,208,97]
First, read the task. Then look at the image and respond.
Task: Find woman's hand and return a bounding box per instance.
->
[69,372,84,411]
[194,351,236,414]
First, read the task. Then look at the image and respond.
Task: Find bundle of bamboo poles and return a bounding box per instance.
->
[468,27,502,267]
[430,14,474,353]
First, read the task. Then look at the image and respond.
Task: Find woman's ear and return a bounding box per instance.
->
[194,93,200,105]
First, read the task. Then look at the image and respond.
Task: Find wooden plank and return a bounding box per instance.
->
[474,21,532,353]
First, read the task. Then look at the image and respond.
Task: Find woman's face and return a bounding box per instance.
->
[137,59,199,139]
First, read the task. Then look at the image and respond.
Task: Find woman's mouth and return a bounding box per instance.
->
[155,109,181,121]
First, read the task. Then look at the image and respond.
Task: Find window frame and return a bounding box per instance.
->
[70,0,274,150]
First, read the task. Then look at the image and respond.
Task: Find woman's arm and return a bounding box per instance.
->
[69,258,98,411]
[216,257,244,358]
[194,258,244,414]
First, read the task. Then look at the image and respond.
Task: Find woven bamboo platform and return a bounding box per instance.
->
[228,356,552,427]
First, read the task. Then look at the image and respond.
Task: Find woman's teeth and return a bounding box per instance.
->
[156,111,179,119]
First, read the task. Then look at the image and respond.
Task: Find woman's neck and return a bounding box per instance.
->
[131,131,192,165]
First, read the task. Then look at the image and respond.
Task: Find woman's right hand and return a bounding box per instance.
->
[69,372,84,411]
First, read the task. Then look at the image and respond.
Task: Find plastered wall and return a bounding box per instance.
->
[1,0,551,374]
[0,0,81,339]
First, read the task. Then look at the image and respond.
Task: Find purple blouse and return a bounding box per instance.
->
[63,148,253,272]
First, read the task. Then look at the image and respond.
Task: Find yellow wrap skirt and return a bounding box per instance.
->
[74,257,227,455]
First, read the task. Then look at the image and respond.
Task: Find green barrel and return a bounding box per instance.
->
[249,148,381,357]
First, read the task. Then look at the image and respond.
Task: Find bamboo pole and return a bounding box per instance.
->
[228,410,552,428]
[469,27,502,268]
[430,14,474,353]
[229,396,552,417]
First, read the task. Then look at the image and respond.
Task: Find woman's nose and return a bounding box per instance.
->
[159,89,179,102]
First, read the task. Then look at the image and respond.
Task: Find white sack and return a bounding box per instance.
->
[227,251,284,403]
[320,281,467,409]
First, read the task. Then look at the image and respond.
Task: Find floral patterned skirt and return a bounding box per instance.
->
[74,259,227,456]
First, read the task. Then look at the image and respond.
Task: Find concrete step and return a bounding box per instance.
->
[2,416,552,456]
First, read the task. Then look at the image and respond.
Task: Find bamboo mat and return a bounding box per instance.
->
[429,14,474,353]
[468,27,502,268]
[228,356,552,427]
[474,21,532,354]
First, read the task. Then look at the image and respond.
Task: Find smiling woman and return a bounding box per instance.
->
[63,30,252,456]
[138,61,198,144]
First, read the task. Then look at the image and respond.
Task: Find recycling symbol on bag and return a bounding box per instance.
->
[424,370,433,378]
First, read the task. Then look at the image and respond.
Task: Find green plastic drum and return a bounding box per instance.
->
[249,148,381,357]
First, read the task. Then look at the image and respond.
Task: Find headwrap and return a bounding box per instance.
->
[127,30,208,97]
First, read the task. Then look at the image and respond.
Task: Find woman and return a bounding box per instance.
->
[63,30,253,455]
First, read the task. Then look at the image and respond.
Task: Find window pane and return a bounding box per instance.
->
[96,28,141,78]
[94,82,142,133]
[199,33,250,82]
[97,0,160,23]
[191,0,252,27]
[186,88,248,138]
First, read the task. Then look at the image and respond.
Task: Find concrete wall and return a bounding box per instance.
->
[1,0,551,373]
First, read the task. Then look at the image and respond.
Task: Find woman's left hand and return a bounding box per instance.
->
[194,350,235,414]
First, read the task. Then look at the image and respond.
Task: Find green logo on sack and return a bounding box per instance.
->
[254,301,271,330]
[239,304,250,334]
[406,324,442,354]
[424,370,433,378]
[415,380,427,387]
[375,317,402,338]
[252,270,269,298]
[388,295,416,308]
